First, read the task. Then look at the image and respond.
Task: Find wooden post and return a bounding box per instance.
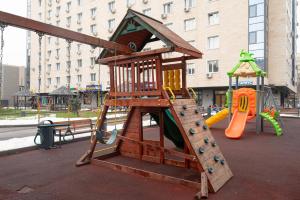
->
[156,57,162,91]
[159,109,165,164]
[195,172,208,199]
[110,65,115,92]
[138,109,143,160]
[131,63,135,94]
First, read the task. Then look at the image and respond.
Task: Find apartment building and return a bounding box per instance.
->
[28,0,298,108]
[0,65,25,106]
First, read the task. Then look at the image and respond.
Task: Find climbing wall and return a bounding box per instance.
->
[171,99,233,192]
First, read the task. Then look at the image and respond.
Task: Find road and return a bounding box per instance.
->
[0,127,37,141]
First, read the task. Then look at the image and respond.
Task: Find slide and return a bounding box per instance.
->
[259,112,282,136]
[150,110,184,149]
[205,108,229,127]
[225,109,249,139]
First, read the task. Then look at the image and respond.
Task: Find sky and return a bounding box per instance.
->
[0,1,299,67]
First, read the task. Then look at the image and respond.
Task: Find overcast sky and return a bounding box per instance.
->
[0,1,299,66]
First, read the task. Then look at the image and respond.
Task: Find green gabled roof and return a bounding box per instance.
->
[227,50,266,77]
[98,9,202,59]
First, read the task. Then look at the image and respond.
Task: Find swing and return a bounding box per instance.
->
[94,49,118,145]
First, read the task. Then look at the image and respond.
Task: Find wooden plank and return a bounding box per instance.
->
[109,91,161,97]
[162,63,183,70]
[98,48,172,64]
[105,99,170,107]
[91,158,201,189]
[0,11,131,54]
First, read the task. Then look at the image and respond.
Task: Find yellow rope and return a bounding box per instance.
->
[188,87,197,101]
[163,86,175,103]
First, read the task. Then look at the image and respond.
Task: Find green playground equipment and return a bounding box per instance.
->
[259,112,282,136]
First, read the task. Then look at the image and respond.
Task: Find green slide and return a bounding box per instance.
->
[150,109,184,149]
[259,112,282,136]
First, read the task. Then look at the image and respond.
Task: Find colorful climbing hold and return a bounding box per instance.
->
[182,105,187,110]
[198,147,205,154]
[204,138,209,144]
[214,155,220,162]
[180,111,185,116]
[196,120,201,126]
[208,167,214,174]
[189,128,196,135]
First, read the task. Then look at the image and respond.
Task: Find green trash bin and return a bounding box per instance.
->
[34,120,55,149]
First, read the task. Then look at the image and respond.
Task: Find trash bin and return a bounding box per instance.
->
[34,120,55,149]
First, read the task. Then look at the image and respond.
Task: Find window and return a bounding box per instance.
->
[127,0,135,7]
[185,0,196,8]
[184,18,196,31]
[77,13,82,24]
[208,36,219,49]
[47,50,52,58]
[108,19,115,30]
[77,75,82,82]
[47,78,51,85]
[77,59,82,67]
[249,31,257,44]
[47,64,51,72]
[77,0,81,6]
[56,63,60,70]
[47,10,52,19]
[208,60,219,73]
[77,28,82,33]
[208,12,219,25]
[249,5,257,18]
[66,61,71,68]
[66,16,71,27]
[77,44,81,53]
[187,63,195,75]
[90,57,95,65]
[66,1,71,12]
[56,77,60,85]
[38,12,42,20]
[163,2,172,14]
[66,76,71,83]
[56,6,60,17]
[90,73,96,81]
[48,37,51,44]
[91,7,97,19]
[143,8,151,16]
[90,24,97,35]
[39,0,42,7]
[56,48,60,57]
[108,1,115,13]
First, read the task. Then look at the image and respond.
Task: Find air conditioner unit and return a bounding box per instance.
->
[93,32,98,36]
[31,68,35,72]
[77,20,81,25]
[108,28,114,33]
[75,67,80,72]
[206,73,213,78]
[111,8,116,14]
[55,13,59,17]
[184,7,191,12]
[56,0,60,3]
[66,23,70,28]
[66,9,70,13]
[91,16,96,20]
[47,17,51,20]
[54,84,57,88]
[66,68,70,72]
[48,2,52,7]
[90,49,95,53]
[77,51,81,55]
[55,55,59,59]
[143,0,148,4]
[46,85,50,88]
[46,58,50,61]
[55,41,59,45]
[90,65,94,69]
[161,13,167,19]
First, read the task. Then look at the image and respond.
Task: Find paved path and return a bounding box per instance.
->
[0,127,37,141]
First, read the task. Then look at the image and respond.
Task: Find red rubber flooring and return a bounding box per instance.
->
[0,118,299,200]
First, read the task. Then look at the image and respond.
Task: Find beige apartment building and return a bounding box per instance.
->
[28,0,298,108]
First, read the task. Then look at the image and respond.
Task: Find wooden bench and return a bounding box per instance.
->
[54,119,94,146]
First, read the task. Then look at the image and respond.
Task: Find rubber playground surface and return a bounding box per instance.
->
[0,118,299,200]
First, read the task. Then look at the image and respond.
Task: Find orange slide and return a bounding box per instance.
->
[225,109,249,139]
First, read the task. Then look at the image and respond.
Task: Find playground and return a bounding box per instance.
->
[0,8,299,200]
[0,118,299,200]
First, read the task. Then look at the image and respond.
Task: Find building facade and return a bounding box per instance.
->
[28,0,298,108]
[0,65,25,106]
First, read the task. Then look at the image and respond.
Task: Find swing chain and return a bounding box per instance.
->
[66,39,72,88]
[0,23,7,106]
[36,32,44,93]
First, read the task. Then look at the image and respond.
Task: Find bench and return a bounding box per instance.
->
[54,119,94,146]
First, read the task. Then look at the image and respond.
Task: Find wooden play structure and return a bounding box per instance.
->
[76,10,232,198]
[0,9,232,198]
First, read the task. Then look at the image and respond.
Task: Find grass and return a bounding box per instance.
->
[55,111,99,118]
